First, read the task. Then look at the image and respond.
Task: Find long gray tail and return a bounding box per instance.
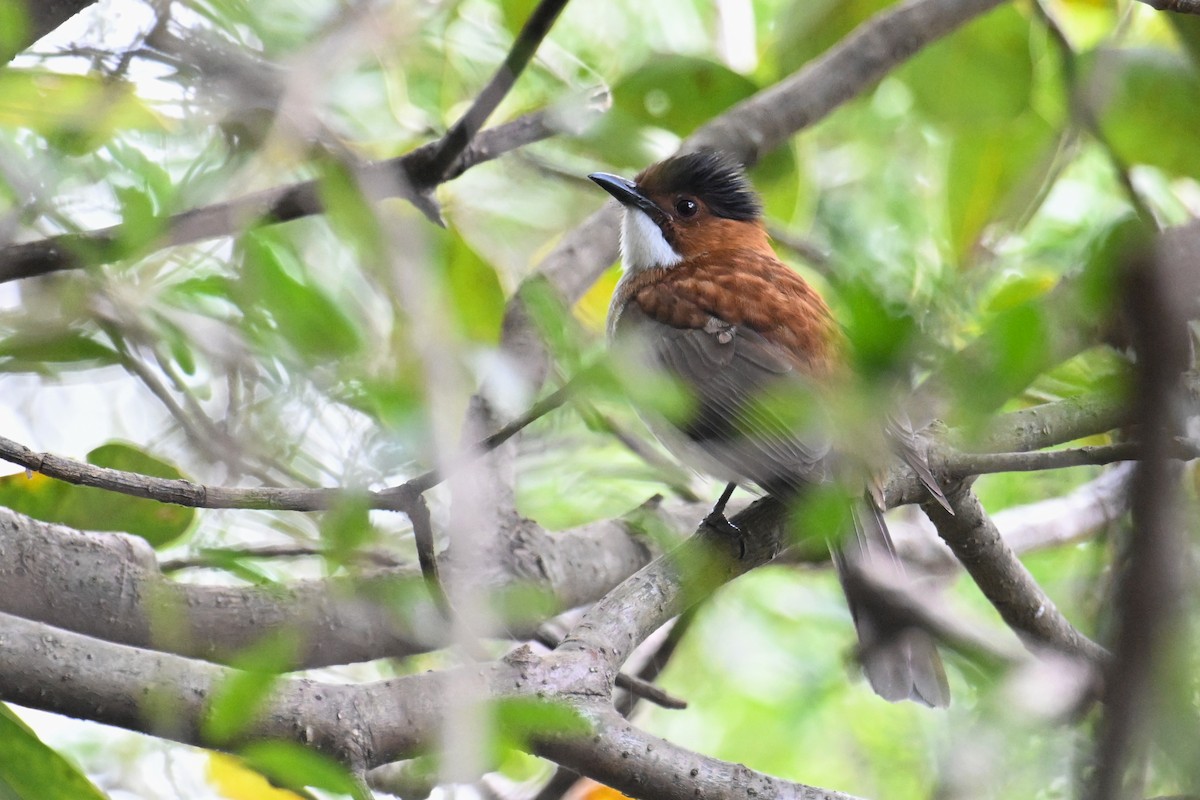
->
[834,499,950,707]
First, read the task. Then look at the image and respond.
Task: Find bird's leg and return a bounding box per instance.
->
[702,482,745,557]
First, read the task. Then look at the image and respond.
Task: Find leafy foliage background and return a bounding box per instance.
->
[1,0,1199,798]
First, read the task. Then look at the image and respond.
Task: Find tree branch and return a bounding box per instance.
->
[1088,221,1196,799]
[537,706,866,800]
[414,0,571,186]
[943,437,1200,475]
[0,609,866,799]
[0,505,658,669]
[1135,0,1200,11]
[920,484,1108,665]
[0,107,570,284]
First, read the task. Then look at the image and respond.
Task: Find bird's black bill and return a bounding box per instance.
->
[588,172,667,224]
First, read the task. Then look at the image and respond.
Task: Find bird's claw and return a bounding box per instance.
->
[703,510,747,559]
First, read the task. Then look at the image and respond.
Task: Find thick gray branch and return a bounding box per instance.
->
[0,506,656,668]
[0,611,860,799]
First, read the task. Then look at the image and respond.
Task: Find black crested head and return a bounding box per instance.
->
[639,150,762,221]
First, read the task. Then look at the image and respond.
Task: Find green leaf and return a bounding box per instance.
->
[0,70,168,153]
[1087,47,1200,178]
[429,227,507,344]
[839,279,918,378]
[498,0,540,35]
[902,4,1035,128]
[316,160,385,266]
[495,697,590,741]
[1169,13,1200,67]
[237,230,365,362]
[0,704,108,800]
[945,115,1056,261]
[0,2,29,64]
[774,0,892,79]
[105,140,176,217]
[114,185,166,254]
[585,55,759,168]
[204,632,300,744]
[238,742,361,798]
[0,329,119,372]
[0,442,194,547]
[949,301,1051,418]
[319,494,374,569]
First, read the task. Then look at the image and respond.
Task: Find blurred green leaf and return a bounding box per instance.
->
[498,0,539,35]
[0,442,194,546]
[238,742,360,797]
[1169,13,1200,67]
[903,5,1035,127]
[517,276,591,373]
[237,230,365,362]
[1088,47,1200,177]
[950,301,1050,417]
[495,697,590,741]
[106,141,176,217]
[0,704,108,800]
[981,269,1058,315]
[839,279,918,377]
[0,70,168,153]
[586,55,759,168]
[774,0,891,79]
[0,2,29,64]
[0,328,118,372]
[204,632,300,744]
[114,185,165,255]
[429,226,507,344]
[945,115,1056,261]
[319,493,374,569]
[317,160,386,266]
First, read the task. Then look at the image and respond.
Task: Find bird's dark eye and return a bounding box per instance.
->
[674,197,699,218]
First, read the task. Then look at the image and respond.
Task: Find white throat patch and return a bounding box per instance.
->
[620,209,682,273]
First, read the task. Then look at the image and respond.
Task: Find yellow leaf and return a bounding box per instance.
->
[574,265,620,333]
[206,753,305,800]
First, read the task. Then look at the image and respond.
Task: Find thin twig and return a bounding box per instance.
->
[383,382,574,497]
[1032,0,1158,227]
[944,438,1200,475]
[0,382,574,513]
[1135,0,1200,14]
[159,544,407,572]
[0,108,564,283]
[416,0,572,185]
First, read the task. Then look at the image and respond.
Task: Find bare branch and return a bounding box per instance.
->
[0,107,569,284]
[943,438,1200,475]
[416,0,572,185]
[1088,221,1196,799]
[920,484,1108,666]
[1136,0,1200,11]
[537,706,866,800]
[0,381,574,513]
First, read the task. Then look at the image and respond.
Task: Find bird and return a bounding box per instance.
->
[589,150,951,707]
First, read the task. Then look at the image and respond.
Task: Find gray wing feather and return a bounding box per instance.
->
[615,304,830,491]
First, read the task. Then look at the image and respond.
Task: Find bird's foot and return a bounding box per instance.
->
[703,485,746,558]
